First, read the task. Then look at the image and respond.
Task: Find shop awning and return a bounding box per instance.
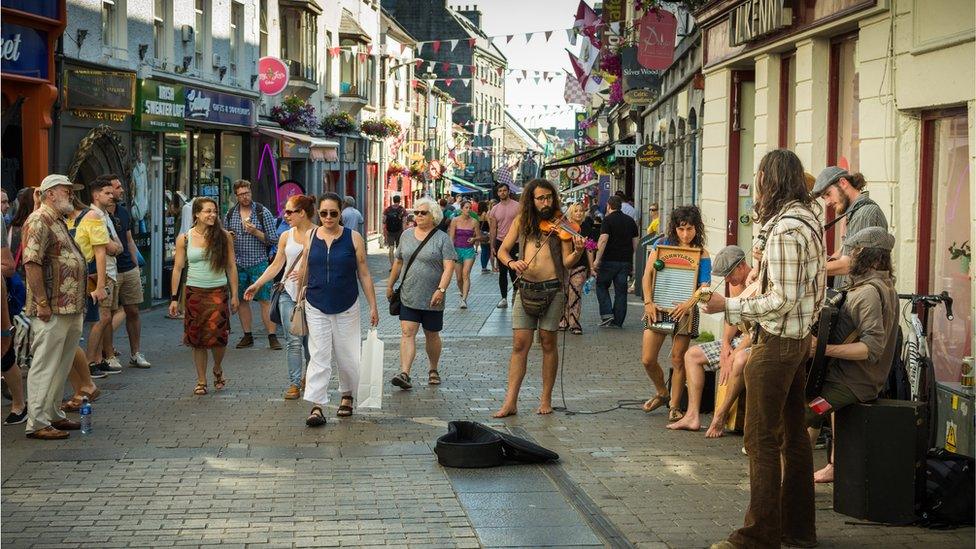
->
[540,139,620,173]
[258,126,339,161]
[560,180,598,195]
[443,172,489,191]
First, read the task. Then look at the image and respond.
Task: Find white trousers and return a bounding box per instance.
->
[26,313,84,433]
[303,299,361,406]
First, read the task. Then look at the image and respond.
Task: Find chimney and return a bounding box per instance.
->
[459,4,482,30]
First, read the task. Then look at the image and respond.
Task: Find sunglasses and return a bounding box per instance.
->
[650,208,658,212]
[319,210,340,218]
[283,209,300,216]
[414,210,431,216]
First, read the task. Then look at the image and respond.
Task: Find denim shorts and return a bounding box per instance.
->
[399,305,444,332]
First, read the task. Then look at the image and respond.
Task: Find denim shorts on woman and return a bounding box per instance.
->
[399,305,444,332]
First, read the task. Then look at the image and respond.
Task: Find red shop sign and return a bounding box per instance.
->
[637,9,677,71]
[258,56,289,96]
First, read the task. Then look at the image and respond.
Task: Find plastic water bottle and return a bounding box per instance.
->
[583,276,594,295]
[80,397,92,434]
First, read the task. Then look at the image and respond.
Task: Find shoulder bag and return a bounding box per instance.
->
[288,229,314,336]
[390,229,438,316]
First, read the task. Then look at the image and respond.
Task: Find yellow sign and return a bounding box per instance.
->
[945,420,958,453]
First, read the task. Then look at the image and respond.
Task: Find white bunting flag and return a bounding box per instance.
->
[449,39,458,51]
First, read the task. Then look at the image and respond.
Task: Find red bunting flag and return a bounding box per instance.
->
[432,40,441,53]
[468,38,476,48]
[328,47,340,57]
[445,78,454,86]
[357,53,367,63]
[366,45,373,55]
[415,59,423,69]
[496,67,503,77]
[441,62,450,72]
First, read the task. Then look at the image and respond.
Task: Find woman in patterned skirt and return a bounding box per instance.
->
[558,203,594,334]
[169,198,239,395]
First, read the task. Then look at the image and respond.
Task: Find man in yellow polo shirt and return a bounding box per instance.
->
[646,202,660,235]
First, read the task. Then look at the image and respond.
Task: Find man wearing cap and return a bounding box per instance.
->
[806,226,899,483]
[812,167,888,288]
[668,245,753,433]
[22,175,89,439]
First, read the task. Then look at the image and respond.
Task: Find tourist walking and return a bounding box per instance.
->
[448,200,481,308]
[477,200,492,272]
[558,203,594,334]
[488,183,520,308]
[383,195,406,268]
[106,175,151,368]
[341,196,365,236]
[21,175,87,440]
[224,180,279,350]
[243,195,317,400]
[300,193,379,427]
[594,195,639,328]
[386,197,456,390]
[703,149,824,549]
[169,198,239,396]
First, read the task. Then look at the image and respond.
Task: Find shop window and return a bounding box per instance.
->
[281,8,317,82]
[194,0,212,72]
[323,31,333,94]
[102,0,127,55]
[259,0,269,58]
[919,110,971,382]
[829,34,859,172]
[230,2,243,76]
[153,0,171,63]
[367,55,376,104]
[340,39,364,97]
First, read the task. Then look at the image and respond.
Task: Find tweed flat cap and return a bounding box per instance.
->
[712,245,746,277]
[812,166,850,197]
[845,226,895,251]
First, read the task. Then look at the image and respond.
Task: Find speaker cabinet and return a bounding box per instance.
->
[834,399,928,523]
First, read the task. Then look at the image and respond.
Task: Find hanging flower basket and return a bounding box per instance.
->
[409,160,427,180]
[361,117,404,139]
[387,161,406,176]
[270,95,319,132]
[320,111,358,136]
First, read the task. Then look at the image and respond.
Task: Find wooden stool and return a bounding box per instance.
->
[715,382,746,434]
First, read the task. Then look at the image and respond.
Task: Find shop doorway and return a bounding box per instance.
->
[727,70,756,250]
[66,125,129,202]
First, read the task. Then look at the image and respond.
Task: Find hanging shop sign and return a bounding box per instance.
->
[729,0,793,47]
[185,87,255,127]
[133,80,185,132]
[1,23,48,81]
[636,144,665,168]
[574,112,587,150]
[637,9,678,71]
[258,56,289,96]
[624,88,656,106]
[65,69,135,113]
[281,139,311,159]
[621,47,661,94]
[615,144,639,158]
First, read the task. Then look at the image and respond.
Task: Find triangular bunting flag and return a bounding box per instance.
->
[411,79,418,88]
[441,62,450,72]
[522,70,527,79]
[432,40,441,53]
[506,35,514,43]
[462,79,470,87]
[545,30,553,41]
[525,32,533,43]
[415,59,424,69]
[357,53,367,63]
[445,78,454,86]
[468,38,476,48]
[366,45,373,55]
[496,67,503,77]
[457,64,464,75]
[329,47,340,57]
[567,28,577,45]
[534,77,541,84]
[401,43,408,55]
[469,64,476,74]
[428,61,436,72]
[543,71,549,79]
[342,50,351,62]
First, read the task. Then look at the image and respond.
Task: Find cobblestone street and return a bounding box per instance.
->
[1,244,972,548]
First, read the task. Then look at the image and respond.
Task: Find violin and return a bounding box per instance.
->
[538,212,584,241]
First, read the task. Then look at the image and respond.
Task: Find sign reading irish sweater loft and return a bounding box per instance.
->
[729,0,793,46]
[1,23,49,80]
[65,69,135,112]
[134,80,185,132]
[185,87,255,127]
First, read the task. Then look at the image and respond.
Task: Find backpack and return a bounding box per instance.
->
[225,202,273,259]
[384,206,403,233]
[918,449,975,528]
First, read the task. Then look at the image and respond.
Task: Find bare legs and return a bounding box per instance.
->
[455,259,474,301]
[399,321,442,376]
[809,414,836,483]
[706,346,750,438]
[86,307,112,364]
[192,346,227,390]
[668,344,708,431]
[492,329,558,417]
[238,300,276,334]
[67,347,97,397]
[640,330,670,409]
[2,364,25,413]
[666,334,692,411]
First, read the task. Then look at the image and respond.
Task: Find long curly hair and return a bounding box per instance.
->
[192,197,230,273]
[516,178,561,240]
[665,205,706,249]
[755,149,815,224]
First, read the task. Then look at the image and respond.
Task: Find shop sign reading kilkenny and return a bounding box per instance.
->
[729,0,792,46]
[134,80,185,132]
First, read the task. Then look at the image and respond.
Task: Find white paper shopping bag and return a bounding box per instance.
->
[357,328,384,409]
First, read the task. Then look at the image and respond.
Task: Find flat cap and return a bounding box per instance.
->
[712,245,746,277]
[812,166,849,197]
[845,226,895,251]
[38,174,83,193]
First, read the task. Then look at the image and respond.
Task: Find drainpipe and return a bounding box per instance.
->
[52,36,65,174]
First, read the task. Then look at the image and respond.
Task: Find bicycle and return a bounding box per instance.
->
[897,291,954,403]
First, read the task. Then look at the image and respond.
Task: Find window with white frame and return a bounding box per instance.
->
[153,0,169,61]
[323,31,333,94]
[194,0,211,71]
[230,2,243,75]
[102,0,121,50]
[281,8,317,82]
[259,0,269,58]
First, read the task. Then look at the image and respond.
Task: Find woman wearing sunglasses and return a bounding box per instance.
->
[386,197,456,390]
[243,195,317,400]
[297,193,379,427]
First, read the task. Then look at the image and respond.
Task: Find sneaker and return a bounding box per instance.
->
[88,362,108,379]
[459,298,468,309]
[4,406,27,425]
[268,334,283,350]
[391,372,413,390]
[97,359,123,375]
[497,298,508,309]
[129,352,151,368]
[481,268,490,273]
[598,317,615,327]
[236,334,254,348]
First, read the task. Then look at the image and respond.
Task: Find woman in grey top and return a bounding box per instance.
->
[385,197,456,389]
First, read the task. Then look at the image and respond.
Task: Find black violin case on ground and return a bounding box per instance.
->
[434,421,559,468]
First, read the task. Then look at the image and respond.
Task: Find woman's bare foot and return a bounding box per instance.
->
[813,463,834,483]
[536,402,553,415]
[705,414,727,438]
[492,404,518,418]
[666,413,701,431]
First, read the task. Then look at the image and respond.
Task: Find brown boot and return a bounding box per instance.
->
[236,333,254,348]
[284,385,300,400]
[268,334,282,350]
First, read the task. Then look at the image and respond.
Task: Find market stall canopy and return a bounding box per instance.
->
[560,180,598,195]
[258,126,339,161]
[444,172,489,193]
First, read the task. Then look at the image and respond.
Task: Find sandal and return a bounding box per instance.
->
[61,394,86,412]
[336,395,354,417]
[193,382,208,396]
[391,372,412,390]
[306,406,326,427]
[642,393,669,413]
[213,370,226,391]
[428,369,441,385]
[668,407,685,422]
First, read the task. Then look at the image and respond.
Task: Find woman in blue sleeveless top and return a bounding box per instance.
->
[639,205,712,423]
[299,193,379,427]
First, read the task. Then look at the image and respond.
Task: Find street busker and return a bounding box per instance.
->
[492,179,586,417]
[702,149,825,549]
[639,205,711,422]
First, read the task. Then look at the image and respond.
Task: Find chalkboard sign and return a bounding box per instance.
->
[651,245,702,311]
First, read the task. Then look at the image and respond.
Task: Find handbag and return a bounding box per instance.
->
[269,242,305,325]
[288,229,314,337]
[389,229,438,316]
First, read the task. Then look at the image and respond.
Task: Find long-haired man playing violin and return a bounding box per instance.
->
[493,179,586,418]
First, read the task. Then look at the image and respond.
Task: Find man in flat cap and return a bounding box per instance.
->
[806,226,899,483]
[812,167,888,288]
[669,245,756,435]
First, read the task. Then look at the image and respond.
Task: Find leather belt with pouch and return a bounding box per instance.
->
[516,279,561,318]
